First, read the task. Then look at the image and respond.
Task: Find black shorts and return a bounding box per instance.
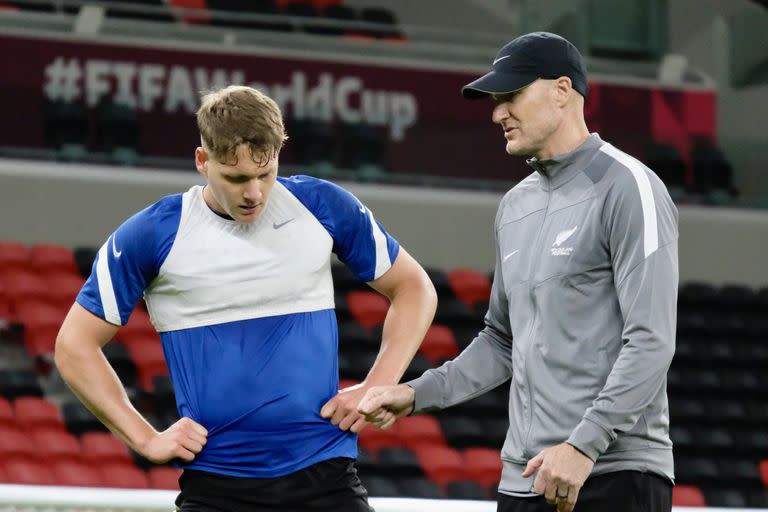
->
[497,471,672,512]
[175,457,374,512]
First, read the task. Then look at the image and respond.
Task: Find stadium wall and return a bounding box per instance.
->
[1,158,767,286]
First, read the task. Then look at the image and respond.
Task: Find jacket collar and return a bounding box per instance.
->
[526,133,603,190]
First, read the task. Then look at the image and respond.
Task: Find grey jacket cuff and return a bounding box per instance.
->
[406,372,444,413]
[566,418,614,461]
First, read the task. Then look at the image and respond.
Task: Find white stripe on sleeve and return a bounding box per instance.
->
[365,209,392,280]
[96,238,122,325]
[601,144,659,258]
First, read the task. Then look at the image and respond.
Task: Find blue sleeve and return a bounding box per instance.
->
[279,175,400,282]
[76,194,183,326]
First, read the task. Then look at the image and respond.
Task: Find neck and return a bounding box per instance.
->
[202,186,232,219]
[535,119,590,161]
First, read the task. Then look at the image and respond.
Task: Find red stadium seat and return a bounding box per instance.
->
[29,244,78,276]
[397,414,445,449]
[99,462,149,488]
[346,291,389,329]
[418,324,459,365]
[148,466,182,489]
[169,0,210,23]
[32,428,82,463]
[447,269,491,308]
[463,447,502,488]
[125,335,168,390]
[52,459,103,487]
[14,299,68,329]
[13,397,65,430]
[80,432,134,465]
[338,379,360,390]
[117,309,157,346]
[0,294,12,322]
[760,459,768,488]
[358,421,402,454]
[672,484,707,506]
[0,425,37,461]
[3,270,48,303]
[3,458,55,485]
[0,241,30,273]
[22,324,59,358]
[312,0,341,8]
[45,272,85,308]
[412,444,465,486]
[0,397,14,427]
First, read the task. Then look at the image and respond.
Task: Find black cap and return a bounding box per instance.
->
[462,32,588,100]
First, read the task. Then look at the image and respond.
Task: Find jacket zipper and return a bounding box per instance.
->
[521,170,551,458]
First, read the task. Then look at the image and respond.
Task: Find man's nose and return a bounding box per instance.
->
[243,180,262,203]
[492,102,510,124]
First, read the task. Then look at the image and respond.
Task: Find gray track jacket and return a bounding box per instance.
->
[409,133,678,495]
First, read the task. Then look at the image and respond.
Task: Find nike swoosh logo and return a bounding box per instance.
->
[503,249,519,262]
[359,206,366,214]
[273,218,295,229]
[111,236,122,258]
[493,55,510,66]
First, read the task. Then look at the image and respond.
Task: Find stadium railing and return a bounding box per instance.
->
[0,485,764,512]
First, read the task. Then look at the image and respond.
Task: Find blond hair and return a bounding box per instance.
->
[197,85,287,166]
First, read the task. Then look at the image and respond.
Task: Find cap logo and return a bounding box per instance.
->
[493,55,511,66]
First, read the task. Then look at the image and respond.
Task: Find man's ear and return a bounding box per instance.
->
[195,147,208,177]
[554,76,573,107]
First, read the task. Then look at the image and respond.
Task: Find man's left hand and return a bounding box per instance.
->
[320,383,370,433]
[521,442,594,512]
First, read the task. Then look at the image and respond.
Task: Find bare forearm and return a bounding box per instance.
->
[55,341,156,451]
[365,281,437,386]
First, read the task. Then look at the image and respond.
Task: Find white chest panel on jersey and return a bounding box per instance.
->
[144,184,334,332]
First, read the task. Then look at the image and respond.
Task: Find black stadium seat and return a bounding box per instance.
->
[320,5,357,36]
[208,0,291,31]
[424,267,454,300]
[362,476,400,497]
[103,342,138,389]
[397,477,443,498]
[0,369,43,399]
[706,489,748,508]
[439,416,487,448]
[358,7,402,39]
[446,480,488,500]
[73,247,98,278]
[377,446,422,477]
[62,400,108,435]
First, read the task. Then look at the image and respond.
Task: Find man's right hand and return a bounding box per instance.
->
[139,417,208,464]
[357,384,416,429]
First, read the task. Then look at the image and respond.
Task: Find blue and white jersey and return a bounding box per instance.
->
[76,175,400,478]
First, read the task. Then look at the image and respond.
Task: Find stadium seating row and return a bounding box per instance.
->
[0,0,405,40]
[2,240,768,506]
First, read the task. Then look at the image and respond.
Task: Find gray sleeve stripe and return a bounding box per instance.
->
[599,144,659,258]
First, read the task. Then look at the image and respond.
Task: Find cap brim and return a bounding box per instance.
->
[461,70,540,99]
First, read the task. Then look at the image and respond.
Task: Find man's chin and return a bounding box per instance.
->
[505,142,528,157]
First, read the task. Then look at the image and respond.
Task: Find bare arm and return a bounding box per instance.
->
[321,248,437,432]
[55,303,207,463]
[363,247,437,386]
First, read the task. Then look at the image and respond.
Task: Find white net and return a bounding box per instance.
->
[0,485,757,512]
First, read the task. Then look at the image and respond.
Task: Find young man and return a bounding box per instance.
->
[359,32,678,512]
[55,85,437,511]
